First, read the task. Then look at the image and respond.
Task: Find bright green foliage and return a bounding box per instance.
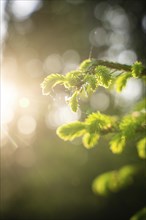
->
[79,59,93,72]
[69,91,79,112]
[137,137,146,159]
[121,112,146,137]
[119,115,137,138]
[92,165,137,196]
[42,59,146,220]
[82,133,100,149]
[57,108,145,153]
[80,74,98,98]
[130,207,146,220]
[115,72,132,92]
[84,74,98,91]
[41,60,145,97]
[132,61,144,78]
[110,134,126,154]
[41,74,65,95]
[41,60,146,157]
[85,112,113,133]
[57,111,114,148]
[110,111,146,154]
[65,70,82,89]
[41,59,118,111]
[92,172,112,196]
[56,121,86,141]
[95,66,112,88]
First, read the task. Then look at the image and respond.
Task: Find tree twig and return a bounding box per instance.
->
[92,59,146,76]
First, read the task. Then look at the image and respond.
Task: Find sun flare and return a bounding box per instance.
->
[1,80,18,125]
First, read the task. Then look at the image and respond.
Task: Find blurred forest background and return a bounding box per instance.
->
[1,0,146,219]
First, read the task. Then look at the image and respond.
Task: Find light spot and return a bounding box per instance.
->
[62,50,80,73]
[46,105,81,129]
[94,2,111,20]
[19,97,30,108]
[90,92,110,111]
[43,54,62,74]
[17,115,37,135]
[118,50,137,65]
[106,45,126,62]
[62,50,80,64]
[89,27,108,47]
[118,78,142,102]
[11,0,42,21]
[142,15,146,32]
[63,63,79,74]
[109,31,129,46]
[104,7,129,30]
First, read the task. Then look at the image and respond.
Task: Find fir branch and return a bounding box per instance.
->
[92,59,146,76]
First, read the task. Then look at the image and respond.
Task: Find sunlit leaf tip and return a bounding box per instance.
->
[79,59,93,71]
[65,70,82,88]
[69,91,79,112]
[82,132,100,149]
[95,66,112,88]
[132,61,144,78]
[41,74,65,95]
[85,112,113,133]
[115,72,131,92]
[92,172,112,196]
[137,137,146,159]
[92,165,137,196]
[110,134,126,154]
[56,121,86,141]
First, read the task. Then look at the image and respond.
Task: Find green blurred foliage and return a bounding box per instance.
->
[130,208,146,220]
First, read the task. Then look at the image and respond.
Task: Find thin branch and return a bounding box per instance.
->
[92,59,146,76]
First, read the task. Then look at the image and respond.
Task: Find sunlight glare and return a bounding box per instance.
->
[0,0,7,45]
[11,0,42,21]
[0,126,8,147]
[1,81,18,125]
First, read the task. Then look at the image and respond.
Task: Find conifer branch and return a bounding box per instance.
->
[92,59,146,76]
